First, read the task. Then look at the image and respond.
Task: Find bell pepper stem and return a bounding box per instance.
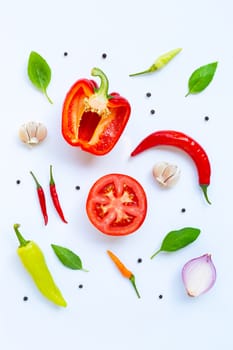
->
[13,224,29,247]
[201,185,211,205]
[91,67,109,98]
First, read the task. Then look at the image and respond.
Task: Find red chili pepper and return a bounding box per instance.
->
[131,130,211,204]
[49,165,68,223]
[61,67,131,155]
[30,171,48,225]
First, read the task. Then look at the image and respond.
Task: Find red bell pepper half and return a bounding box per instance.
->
[61,68,131,155]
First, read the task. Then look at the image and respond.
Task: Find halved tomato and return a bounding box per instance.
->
[86,173,147,236]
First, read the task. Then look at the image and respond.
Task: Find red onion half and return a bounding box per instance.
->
[182,253,216,297]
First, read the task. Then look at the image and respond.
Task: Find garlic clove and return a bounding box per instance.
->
[19,121,47,146]
[182,253,216,297]
[152,161,180,187]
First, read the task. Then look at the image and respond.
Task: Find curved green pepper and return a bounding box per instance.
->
[13,224,67,307]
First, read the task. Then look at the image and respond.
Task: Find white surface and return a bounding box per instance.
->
[0,0,232,349]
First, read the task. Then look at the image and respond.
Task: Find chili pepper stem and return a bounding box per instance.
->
[129,275,141,298]
[201,185,211,204]
[30,171,41,189]
[150,249,162,259]
[129,69,153,77]
[49,165,55,185]
[13,224,28,247]
[91,67,109,98]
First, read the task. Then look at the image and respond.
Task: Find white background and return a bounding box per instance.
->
[0,0,232,349]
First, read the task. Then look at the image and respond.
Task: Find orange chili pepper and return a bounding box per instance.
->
[107,250,140,298]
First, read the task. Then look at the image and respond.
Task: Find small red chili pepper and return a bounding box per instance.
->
[61,67,131,155]
[131,130,211,204]
[49,165,68,223]
[30,171,48,225]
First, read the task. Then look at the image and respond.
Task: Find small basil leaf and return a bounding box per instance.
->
[186,62,218,96]
[27,51,53,103]
[151,227,201,259]
[51,244,88,271]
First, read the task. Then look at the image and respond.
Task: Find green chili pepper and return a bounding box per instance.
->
[13,224,67,307]
[129,48,182,77]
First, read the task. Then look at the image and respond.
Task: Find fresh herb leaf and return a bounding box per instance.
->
[27,51,53,103]
[150,227,201,259]
[185,62,218,97]
[129,48,182,77]
[51,244,88,271]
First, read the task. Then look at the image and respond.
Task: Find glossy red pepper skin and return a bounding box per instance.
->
[62,68,131,155]
[131,130,211,204]
[49,165,67,223]
[30,171,48,225]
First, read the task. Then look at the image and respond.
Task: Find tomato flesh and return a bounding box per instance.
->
[86,174,147,236]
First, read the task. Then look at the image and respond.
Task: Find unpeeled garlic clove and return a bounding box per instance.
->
[152,161,180,187]
[182,253,216,297]
[19,121,47,146]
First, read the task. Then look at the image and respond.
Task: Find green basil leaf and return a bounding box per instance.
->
[27,51,53,103]
[151,227,201,259]
[186,62,218,96]
[51,244,88,271]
